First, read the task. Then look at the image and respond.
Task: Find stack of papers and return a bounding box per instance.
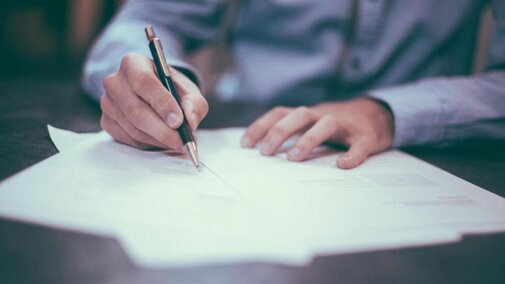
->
[0,126,504,268]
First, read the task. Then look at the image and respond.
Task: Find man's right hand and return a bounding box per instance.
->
[100,53,208,152]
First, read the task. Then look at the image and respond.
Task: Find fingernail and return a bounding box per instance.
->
[167,112,180,128]
[288,147,302,160]
[260,142,270,155]
[337,155,350,167]
[241,135,252,148]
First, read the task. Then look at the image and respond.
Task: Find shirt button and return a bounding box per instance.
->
[351,57,361,70]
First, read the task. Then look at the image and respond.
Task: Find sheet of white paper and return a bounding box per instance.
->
[0,126,504,268]
[47,125,103,152]
[199,130,505,233]
[2,127,313,266]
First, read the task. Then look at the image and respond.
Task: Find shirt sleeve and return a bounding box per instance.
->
[369,1,505,147]
[81,0,226,101]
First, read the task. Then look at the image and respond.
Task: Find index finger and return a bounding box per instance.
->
[120,54,184,129]
[241,106,291,148]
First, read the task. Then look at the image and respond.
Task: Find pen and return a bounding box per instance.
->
[145,25,200,168]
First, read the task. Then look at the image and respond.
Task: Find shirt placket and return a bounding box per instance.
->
[338,0,386,83]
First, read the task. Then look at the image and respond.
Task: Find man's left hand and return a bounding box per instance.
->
[240,98,395,169]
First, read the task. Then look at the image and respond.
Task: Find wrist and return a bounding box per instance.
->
[359,97,395,148]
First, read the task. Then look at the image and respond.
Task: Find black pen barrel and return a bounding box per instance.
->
[148,41,195,145]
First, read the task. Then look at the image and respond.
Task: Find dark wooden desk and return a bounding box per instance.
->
[1,78,505,284]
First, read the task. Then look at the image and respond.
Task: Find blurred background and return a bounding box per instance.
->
[0,1,495,89]
[0,0,229,91]
[0,0,123,79]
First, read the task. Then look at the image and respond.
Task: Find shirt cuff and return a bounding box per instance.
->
[82,20,204,100]
[169,59,205,94]
[368,81,445,147]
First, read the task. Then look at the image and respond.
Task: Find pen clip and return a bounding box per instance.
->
[153,40,172,77]
[145,25,172,77]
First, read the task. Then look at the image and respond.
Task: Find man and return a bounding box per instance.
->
[83,0,505,169]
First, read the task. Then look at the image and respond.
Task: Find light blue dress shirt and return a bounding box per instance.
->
[83,0,505,147]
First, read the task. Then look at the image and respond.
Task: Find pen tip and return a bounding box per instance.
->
[185,142,200,170]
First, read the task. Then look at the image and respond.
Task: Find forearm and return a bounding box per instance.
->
[82,0,224,100]
[369,71,505,147]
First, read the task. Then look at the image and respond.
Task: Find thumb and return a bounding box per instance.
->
[336,138,372,169]
[172,69,209,132]
[180,92,208,133]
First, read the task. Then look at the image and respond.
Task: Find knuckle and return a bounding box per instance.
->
[272,106,288,116]
[295,106,313,120]
[102,74,117,92]
[270,124,288,138]
[125,104,146,126]
[120,54,138,71]
[342,115,358,126]
[199,97,209,117]
[172,69,191,86]
[300,133,319,147]
[100,95,113,114]
[130,71,152,95]
[100,115,109,131]
[322,114,339,127]
[99,95,107,111]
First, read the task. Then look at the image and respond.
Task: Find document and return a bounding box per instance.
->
[0,126,504,268]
